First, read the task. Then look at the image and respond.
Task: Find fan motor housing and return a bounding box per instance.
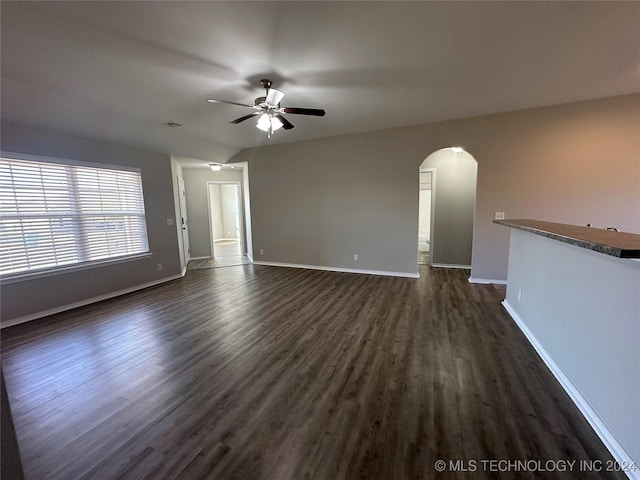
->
[260,78,273,89]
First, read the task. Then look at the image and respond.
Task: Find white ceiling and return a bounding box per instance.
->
[2,1,639,167]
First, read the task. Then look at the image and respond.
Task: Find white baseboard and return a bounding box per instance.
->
[189,256,212,260]
[1,271,187,329]
[253,261,419,278]
[502,300,639,480]
[431,263,471,269]
[468,277,508,285]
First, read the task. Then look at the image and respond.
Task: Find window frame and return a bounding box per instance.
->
[0,151,152,284]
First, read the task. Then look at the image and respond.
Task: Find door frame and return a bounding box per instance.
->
[419,167,436,267]
[206,180,244,258]
[177,176,190,265]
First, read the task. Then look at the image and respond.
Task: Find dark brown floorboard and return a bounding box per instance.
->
[1,264,624,479]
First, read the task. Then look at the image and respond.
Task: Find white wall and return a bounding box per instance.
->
[1,122,183,323]
[418,170,432,252]
[220,184,240,240]
[503,228,640,471]
[208,184,224,241]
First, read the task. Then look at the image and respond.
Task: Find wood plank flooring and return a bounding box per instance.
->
[1,264,625,479]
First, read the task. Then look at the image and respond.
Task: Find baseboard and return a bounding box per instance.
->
[1,271,187,329]
[502,300,638,480]
[189,256,212,260]
[214,238,238,242]
[253,261,419,278]
[431,263,471,269]
[468,277,508,285]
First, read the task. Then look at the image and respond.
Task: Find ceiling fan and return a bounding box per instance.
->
[207,79,326,137]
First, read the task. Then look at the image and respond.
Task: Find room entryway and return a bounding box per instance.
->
[418,148,477,269]
[189,180,250,269]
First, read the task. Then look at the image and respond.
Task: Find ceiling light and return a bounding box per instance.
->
[256,113,283,132]
[451,147,464,154]
[271,116,283,131]
[256,114,270,131]
[209,163,222,171]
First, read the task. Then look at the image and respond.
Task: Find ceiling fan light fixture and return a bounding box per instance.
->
[211,79,324,134]
[256,113,271,131]
[256,113,283,132]
[271,115,283,131]
[209,163,222,171]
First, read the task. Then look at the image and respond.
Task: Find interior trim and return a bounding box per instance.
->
[431,263,471,269]
[468,277,508,285]
[1,270,187,329]
[253,261,419,278]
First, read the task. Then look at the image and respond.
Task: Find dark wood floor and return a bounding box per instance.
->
[1,265,623,480]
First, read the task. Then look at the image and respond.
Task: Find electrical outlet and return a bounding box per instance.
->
[353,254,359,261]
[157,263,163,271]
[494,212,505,220]
[260,249,264,255]
[166,218,174,226]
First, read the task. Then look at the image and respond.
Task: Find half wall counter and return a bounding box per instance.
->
[495,219,640,479]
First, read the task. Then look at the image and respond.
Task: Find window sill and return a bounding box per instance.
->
[0,252,152,285]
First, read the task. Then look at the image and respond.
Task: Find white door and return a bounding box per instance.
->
[177,177,190,264]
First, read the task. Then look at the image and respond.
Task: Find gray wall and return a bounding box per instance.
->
[421,149,477,267]
[232,94,640,280]
[504,228,640,466]
[1,122,182,323]
[182,168,243,258]
[240,139,419,274]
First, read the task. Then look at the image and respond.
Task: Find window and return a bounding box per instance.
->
[0,155,149,276]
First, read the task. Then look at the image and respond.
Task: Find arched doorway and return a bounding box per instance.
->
[418,148,477,268]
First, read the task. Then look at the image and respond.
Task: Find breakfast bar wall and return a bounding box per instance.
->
[498,220,640,479]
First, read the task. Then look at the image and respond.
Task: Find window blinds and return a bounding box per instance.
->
[0,157,149,276]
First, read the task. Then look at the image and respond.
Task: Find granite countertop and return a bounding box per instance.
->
[494,219,640,259]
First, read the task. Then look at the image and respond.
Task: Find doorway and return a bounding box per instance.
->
[206,181,245,263]
[418,148,477,269]
[418,168,434,265]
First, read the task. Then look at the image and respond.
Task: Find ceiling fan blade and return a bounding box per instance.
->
[266,88,285,106]
[230,113,259,124]
[208,98,257,109]
[282,107,326,117]
[276,114,294,130]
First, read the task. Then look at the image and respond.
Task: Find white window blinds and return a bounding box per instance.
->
[0,156,149,276]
